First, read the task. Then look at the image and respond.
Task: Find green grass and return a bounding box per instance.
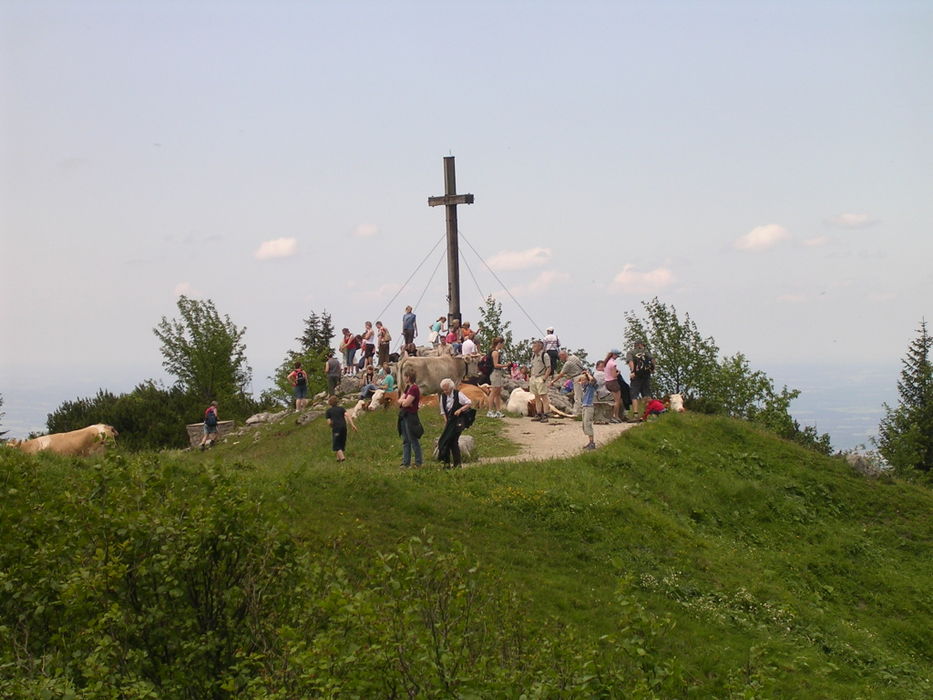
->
[4,408,930,697]
[179,408,933,697]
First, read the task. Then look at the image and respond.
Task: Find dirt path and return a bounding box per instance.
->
[479,415,638,464]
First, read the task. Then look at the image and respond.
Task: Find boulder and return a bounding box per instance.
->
[296,410,323,426]
[458,434,476,461]
[245,410,288,426]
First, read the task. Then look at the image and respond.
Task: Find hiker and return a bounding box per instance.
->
[325,395,357,462]
[487,336,507,418]
[324,351,342,396]
[401,305,418,345]
[199,400,219,450]
[543,327,561,373]
[361,321,376,368]
[529,339,552,422]
[604,349,629,424]
[429,316,446,347]
[627,339,655,401]
[288,362,310,411]
[340,328,360,375]
[578,370,598,450]
[437,377,475,469]
[551,349,586,416]
[376,321,391,367]
[641,397,667,421]
[397,367,424,468]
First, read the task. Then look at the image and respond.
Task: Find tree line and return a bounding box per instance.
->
[15,295,929,471]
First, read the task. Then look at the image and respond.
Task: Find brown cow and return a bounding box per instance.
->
[11,424,118,457]
[457,383,490,410]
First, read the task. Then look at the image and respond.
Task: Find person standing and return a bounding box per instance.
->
[340,328,360,375]
[488,337,507,418]
[543,327,561,374]
[375,321,391,367]
[397,368,423,468]
[437,378,474,469]
[199,400,219,450]
[578,370,598,450]
[324,352,342,396]
[325,395,357,462]
[361,321,376,369]
[551,349,586,416]
[288,362,309,411]
[429,316,446,347]
[627,340,655,401]
[401,305,418,346]
[604,350,625,424]
[529,340,552,423]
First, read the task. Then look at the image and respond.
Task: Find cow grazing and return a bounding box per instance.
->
[12,424,118,457]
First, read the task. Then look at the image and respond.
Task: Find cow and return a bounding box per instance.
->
[11,424,118,457]
[668,394,685,412]
[457,383,490,410]
[396,355,484,396]
[506,388,536,416]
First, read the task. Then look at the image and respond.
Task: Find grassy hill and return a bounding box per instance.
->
[2,410,930,697]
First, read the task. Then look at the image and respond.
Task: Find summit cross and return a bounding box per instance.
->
[428,156,474,327]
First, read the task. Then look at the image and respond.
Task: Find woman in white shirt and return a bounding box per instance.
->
[437,377,473,468]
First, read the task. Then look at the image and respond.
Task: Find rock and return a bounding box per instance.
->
[338,375,362,394]
[458,434,476,461]
[245,411,287,426]
[296,410,323,426]
[845,452,885,477]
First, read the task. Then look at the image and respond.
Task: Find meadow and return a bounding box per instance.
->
[1,410,929,698]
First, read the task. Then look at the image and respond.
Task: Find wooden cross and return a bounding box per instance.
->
[428,156,474,327]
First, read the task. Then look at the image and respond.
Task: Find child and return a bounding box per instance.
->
[578,371,597,450]
[642,397,667,421]
[325,395,357,462]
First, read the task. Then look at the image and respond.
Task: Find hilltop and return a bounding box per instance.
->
[1,410,929,697]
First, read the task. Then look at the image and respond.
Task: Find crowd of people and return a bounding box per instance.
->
[200,304,666,462]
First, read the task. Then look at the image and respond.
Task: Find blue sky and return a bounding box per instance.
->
[1,1,930,444]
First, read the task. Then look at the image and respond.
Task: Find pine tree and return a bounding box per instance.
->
[876,319,933,474]
[268,309,337,405]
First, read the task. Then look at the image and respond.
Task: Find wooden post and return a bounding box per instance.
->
[428,156,474,328]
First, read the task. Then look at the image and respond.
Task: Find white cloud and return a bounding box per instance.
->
[510,269,570,297]
[173,281,200,297]
[254,237,298,260]
[734,224,790,251]
[354,282,402,302]
[487,247,552,271]
[826,212,877,229]
[608,265,675,294]
[353,223,379,238]
[802,236,830,248]
[776,293,807,303]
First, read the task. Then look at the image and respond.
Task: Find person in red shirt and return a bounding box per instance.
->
[642,398,667,421]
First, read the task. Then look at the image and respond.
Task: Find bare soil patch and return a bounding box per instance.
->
[479,415,637,464]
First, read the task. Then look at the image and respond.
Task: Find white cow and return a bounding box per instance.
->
[506,388,535,416]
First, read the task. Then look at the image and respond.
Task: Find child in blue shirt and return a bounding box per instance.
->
[579,370,598,450]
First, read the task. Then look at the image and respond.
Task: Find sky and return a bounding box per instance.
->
[1,0,931,446]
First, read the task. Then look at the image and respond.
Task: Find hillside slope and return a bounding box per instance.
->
[2,411,930,697]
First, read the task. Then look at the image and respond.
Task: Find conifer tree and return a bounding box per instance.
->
[876,319,933,473]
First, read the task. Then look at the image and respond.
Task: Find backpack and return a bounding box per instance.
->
[204,408,218,427]
[478,352,494,377]
[295,369,307,387]
[633,352,654,375]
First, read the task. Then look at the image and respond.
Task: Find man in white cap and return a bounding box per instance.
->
[543,327,560,374]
